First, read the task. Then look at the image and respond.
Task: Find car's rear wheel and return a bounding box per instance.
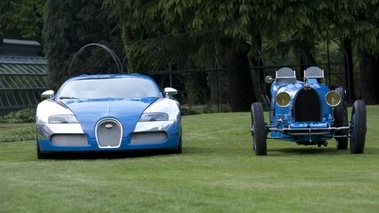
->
[334,87,348,149]
[251,102,267,155]
[350,100,366,154]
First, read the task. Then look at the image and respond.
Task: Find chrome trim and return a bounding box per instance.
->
[37,123,84,139]
[268,126,350,136]
[134,121,175,132]
[95,118,123,148]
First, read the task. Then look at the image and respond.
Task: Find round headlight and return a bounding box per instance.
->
[276,92,291,107]
[325,90,341,107]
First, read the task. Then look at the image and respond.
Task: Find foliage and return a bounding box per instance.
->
[0,106,379,212]
[0,108,35,123]
[104,0,261,111]
[0,0,46,42]
[0,108,35,142]
[43,0,122,91]
[101,0,379,106]
[4,0,379,107]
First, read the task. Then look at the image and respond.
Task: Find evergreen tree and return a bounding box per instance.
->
[103,0,379,107]
[0,0,45,41]
[43,0,122,90]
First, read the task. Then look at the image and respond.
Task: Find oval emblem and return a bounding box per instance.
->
[105,123,113,129]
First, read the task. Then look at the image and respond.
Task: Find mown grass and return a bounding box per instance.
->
[0,124,35,142]
[0,106,378,213]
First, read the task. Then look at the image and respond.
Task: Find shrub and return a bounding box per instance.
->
[0,126,36,143]
[1,108,36,123]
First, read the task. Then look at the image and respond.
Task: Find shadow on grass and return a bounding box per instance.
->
[271,147,343,155]
[41,149,182,160]
[269,146,379,156]
[38,146,378,160]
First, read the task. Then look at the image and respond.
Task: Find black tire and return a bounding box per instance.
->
[334,87,348,149]
[37,140,44,159]
[175,133,183,154]
[36,141,54,159]
[251,102,267,155]
[350,100,367,154]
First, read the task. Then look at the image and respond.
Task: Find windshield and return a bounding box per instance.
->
[57,78,163,99]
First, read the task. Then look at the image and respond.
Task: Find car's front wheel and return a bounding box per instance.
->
[350,100,366,154]
[251,102,267,156]
[175,134,182,154]
[36,141,55,159]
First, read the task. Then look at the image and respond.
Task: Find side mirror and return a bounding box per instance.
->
[265,75,274,84]
[164,87,178,96]
[41,90,54,100]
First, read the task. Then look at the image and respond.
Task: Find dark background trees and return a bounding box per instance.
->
[0,0,45,42]
[2,0,379,110]
[43,0,122,91]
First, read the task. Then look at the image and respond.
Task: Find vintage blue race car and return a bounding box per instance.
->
[36,74,181,159]
[250,66,367,155]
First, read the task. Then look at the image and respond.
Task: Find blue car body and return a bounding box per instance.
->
[268,77,334,143]
[36,74,181,158]
[250,67,367,155]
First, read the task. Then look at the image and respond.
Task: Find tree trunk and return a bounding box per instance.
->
[250,33,266,100]
[184,60,198,109]
[299,40,316,80]
[207,69,220,111]
[225,50,256,112]
[342,38,356,104]
[359,50,379,104]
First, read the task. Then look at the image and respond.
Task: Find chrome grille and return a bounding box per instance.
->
[96,119,122,148]
[131,132,168,145]
[51,134,87,146]
[294,88,321,122]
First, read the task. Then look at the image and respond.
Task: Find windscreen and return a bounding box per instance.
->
[58,78,162,99]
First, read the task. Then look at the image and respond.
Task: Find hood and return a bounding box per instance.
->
[61,97,159,137]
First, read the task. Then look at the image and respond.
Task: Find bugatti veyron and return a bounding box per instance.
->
[250,66,366,155]
[36,74,181,159]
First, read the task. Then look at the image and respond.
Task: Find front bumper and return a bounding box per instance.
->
[36,120,181,153]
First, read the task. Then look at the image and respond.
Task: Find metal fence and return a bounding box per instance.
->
[148,61,350,113]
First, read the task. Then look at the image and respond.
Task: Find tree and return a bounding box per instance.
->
[354,1,379,104]
[102,0,379,107]
[104,0,260,111]
[328,0,379,104]
[43,0,122,90]
[0,0,46,42]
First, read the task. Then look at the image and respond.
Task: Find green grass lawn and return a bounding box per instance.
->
[0,106,378,213]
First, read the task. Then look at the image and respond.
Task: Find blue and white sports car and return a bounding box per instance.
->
[36,74,181,159]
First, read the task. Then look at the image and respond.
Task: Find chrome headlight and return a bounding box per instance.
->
[49,115,79,124]
[139,112,169,122]
[325,90,341,107]
[276,92,291,107]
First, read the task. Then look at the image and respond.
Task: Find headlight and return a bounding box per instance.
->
[139,112,168,122]
[276,92,291,107]
[325,90,341,107]
[49,115,79,124]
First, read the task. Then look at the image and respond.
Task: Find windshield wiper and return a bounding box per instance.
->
[59,96,78,99]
